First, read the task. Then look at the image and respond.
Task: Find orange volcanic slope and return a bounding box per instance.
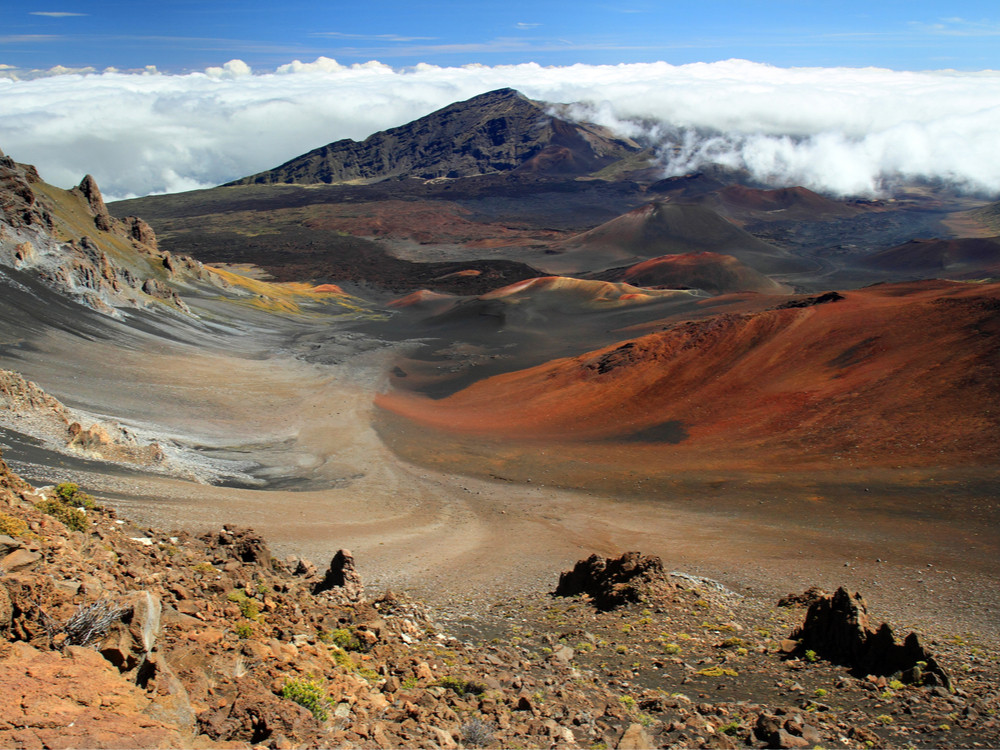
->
[555,201,807,275]
[861,237,1000,276]
[377,280,1000,468]
[613,252,788,295]
[712,185,863,222]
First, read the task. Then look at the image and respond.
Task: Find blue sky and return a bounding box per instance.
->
[3,0,999,72]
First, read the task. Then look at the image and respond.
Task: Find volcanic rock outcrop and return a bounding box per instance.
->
[0,151,219,316]
[377,280,1000,468]
[554,200,805,274]
[790,587,951,688]
[596,251,787,295]
[554,551,672,610]
[0,368,166,468]
[231,88,643,185]
[312,549,365,602]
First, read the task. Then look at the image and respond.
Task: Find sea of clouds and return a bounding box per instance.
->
[1,57,998,200]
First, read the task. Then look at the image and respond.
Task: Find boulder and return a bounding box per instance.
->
[196,677,316,744]
[199,526,273,570]
[618,722,654,749]
[313,549,364,601]
[778,586,829,608]
[0,580,11,633]
[791,587,951,688]
[553,551,670,610]
[0,548,42,573]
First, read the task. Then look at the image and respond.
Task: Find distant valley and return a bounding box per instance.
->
[1,89,999,749]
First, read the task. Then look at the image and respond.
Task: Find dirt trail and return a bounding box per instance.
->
[2,315,997,645]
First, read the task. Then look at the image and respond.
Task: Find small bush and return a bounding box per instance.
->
[328,627,363,652]
[0,512,29,537]
[663,643,682,655]
[35,498,88,532]
[696,666,739,677]
[62,599,130,647]
[226,590,260,621]
[461,717,497,748]
[804,649,819,663]
[55,482,97,509]
[719,721,741,736]
[330,648,378,681]
[436,675,486,697]
[234,622,253,639]
[281,678,331,721]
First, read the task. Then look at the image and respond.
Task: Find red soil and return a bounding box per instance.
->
[302,199,562,247]
[615,251,786,294]
[862,237,1000,276]
[714,185,862,221]
[377,280,1000,470]
[310,283,345,294]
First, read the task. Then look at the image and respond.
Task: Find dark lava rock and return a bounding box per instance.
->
[776,291,845,309]
[553,551,669,610]
[313,548,364,602]
[230,88,641,186]
[777,586,829,608]
[200,526,273,570]
[791,586,951,688]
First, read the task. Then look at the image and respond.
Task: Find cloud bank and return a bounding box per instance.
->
[1,58,998,200]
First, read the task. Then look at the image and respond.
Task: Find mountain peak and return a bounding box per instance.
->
[230,88,641,186]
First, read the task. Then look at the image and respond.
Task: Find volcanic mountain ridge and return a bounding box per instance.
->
[230,88,646,186]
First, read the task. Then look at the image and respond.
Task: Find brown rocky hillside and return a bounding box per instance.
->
[230,88,643,186]
[1,451,998,749]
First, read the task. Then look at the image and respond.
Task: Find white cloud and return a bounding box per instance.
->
[1,57,999,199]
[29,11,88,17]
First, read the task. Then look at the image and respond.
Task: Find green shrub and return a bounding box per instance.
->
[280,678,332,721]
[55,482,96,509]
[328,627,363,652]
[56,482,97,510]
[696,666,739,677]
[34,497,88,532]
[330,648,378,681]
[804,649,819,663]
[226,590,261,620]
[436,675,486,697]
[55,482,78,502]
[234,622,253,639]
[0,512,29,537]
[719,721,741,736]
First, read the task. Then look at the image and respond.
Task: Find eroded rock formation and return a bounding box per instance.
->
[790,587,951,688]
[553,551,671,610]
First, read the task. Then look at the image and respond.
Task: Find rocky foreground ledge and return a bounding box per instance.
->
[0,452,997,750]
